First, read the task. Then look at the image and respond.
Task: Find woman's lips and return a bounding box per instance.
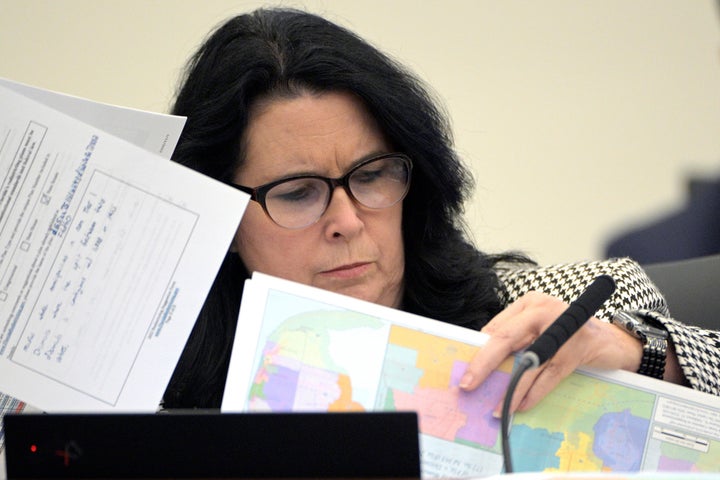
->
[321,262,371,278]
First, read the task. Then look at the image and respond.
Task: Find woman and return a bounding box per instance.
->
[163,7,720,410]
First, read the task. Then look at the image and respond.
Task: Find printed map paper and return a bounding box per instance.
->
[222,273,720,477]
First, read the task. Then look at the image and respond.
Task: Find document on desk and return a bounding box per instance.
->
[222,273,720,478]
[0,81,248,412]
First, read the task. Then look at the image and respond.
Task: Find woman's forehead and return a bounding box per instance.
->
[238,91,389,181]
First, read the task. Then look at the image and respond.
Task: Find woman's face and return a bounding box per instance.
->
[232,91,405,308]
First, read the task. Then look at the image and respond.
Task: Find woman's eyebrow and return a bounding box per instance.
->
[346,150,391,168]
[268,150,392,182]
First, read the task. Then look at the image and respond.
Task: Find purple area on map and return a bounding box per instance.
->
[259,364,299,410]
[658,456,696,472]
[451,360,507,446]
[592,409,649,471]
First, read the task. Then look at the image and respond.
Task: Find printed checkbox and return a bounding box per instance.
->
[20,241,30,251]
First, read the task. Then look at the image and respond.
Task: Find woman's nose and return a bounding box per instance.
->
[322,186,364,239]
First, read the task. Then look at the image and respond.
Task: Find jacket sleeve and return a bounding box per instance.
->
[495,257,720,396]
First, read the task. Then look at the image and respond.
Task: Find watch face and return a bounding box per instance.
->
[612,311,668,340]
[612,311,642,338]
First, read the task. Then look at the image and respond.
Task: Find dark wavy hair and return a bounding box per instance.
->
[163,8,523,408]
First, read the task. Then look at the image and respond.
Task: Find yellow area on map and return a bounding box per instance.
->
[275,328,328,366]
[548,431,604,472]
[515,372,654,433]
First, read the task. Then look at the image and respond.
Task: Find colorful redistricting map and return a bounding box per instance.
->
[243,288,720,478]
[510,373,719,474]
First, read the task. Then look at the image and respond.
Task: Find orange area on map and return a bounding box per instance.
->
[388,326,481,389]
[329,373,365,411]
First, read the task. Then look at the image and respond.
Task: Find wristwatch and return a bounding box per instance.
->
[611,311,668,379]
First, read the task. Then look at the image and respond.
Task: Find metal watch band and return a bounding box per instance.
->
[638,335,667,379]
[611,311,668,380]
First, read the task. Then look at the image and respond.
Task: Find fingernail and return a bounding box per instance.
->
[459,372,473,389]
[492,410,501,419]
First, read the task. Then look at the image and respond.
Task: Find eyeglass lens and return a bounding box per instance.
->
[264,155,410,228]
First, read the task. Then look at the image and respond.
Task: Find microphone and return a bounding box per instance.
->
[520,274,616,369]
[501,274,616,474]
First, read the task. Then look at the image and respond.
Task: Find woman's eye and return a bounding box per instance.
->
[353,169,383,184]
[271,182,322,203]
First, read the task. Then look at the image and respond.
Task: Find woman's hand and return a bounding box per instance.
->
[459,291,646,415]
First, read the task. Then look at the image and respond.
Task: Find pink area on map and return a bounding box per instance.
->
[392,359,506,446]
[293,363,342,409]
[393,385,468,440]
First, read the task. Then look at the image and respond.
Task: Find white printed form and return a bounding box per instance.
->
[0,77,186,158]
[0,85,248,411]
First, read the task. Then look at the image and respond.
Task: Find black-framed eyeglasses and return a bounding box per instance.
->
[228,153,413,229]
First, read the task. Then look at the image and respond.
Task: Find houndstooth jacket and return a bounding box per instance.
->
[496,256,720,396]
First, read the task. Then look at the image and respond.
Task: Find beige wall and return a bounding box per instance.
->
[2,0,719,264]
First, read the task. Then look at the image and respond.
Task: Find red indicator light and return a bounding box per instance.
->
[30,444,38,453]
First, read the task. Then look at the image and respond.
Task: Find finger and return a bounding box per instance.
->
[490,362,544,417]
[459,333,518,390]
[515,354,579,412]
[494,328,590,415]
[460,298,545,390]
[490,357,575,417]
